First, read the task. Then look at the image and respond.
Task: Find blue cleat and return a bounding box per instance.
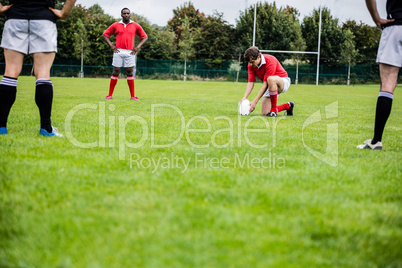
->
[39,127,63,137]
[0,127,7,135]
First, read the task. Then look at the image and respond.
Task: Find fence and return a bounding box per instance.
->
[1,59,400,85]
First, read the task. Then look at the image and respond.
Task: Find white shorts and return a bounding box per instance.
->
[263,77,291,97]
[377,25,402,68]
[0,19,57,55]
[112,48,136,67]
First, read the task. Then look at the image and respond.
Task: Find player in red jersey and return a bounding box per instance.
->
[103,7,148,100]
[239,46,294,117]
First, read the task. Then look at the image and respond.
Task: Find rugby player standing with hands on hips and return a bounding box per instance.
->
[103,7,148,101]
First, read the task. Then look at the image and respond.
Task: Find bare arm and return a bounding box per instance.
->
[239,82,254,107]
[365,0,394,29]
[102,34,119,53]
[243,82,254,99]
[49,0,76,20]
[132,37,148,54]
[0,4,12,15]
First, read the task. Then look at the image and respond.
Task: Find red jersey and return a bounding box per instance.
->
[248,54,288,82]
[103,20,147,50]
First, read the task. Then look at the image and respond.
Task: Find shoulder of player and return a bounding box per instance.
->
[109,21,120,28]
[264,54,280,64]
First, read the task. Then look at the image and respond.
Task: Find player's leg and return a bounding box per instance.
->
[358,25,401,150]
[0,49,24,134]
[33,52,61,135]
[107,52,123,99]
[276,77,294,116]
[125,67,137,100]
[261,96,271,115]
[266,76,284,115]
[106,67,120,99]
[124,53,138,100]
[371,63,398,144]
[28,20,61,136]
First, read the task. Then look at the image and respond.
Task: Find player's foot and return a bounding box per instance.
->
[131,96,140,101]
[0,127,7,135]
[105,95,113,99]
[357,139,382,150]
[267,111,277,117]
[286,101,294,116]
[39,127,63,137]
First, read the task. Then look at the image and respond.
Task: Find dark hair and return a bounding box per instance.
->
[244,47,260,62]
[121,8,130,13]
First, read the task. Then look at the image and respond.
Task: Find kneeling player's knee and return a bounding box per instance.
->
[267,77,277,88]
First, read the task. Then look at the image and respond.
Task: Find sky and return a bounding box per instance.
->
[77,0,387,27]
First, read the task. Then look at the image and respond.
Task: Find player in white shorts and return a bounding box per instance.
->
[0,0,76,137]
[103,7,148,100]
[357,0,402,150]
[240,46,294,117]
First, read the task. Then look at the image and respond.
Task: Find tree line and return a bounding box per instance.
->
[0,1,381,69]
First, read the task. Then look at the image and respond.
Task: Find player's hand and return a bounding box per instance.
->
[49,7,63,19]
[0,4,12,15]
[49,0,76,20]
[375,18,394,30]
[249,100,257,113]
[238,98,246,107]
[131,47,139,55]
[112,46,120,53]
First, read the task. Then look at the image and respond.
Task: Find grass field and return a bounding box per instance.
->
[0,76,401,267]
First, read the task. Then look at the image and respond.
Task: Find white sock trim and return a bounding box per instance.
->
[378,91,393,99]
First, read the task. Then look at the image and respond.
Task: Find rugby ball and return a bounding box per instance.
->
[239,99,250,116]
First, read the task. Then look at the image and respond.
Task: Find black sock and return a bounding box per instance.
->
[35,79,53,133]
[372,92,393,144]
[0,76,17,128]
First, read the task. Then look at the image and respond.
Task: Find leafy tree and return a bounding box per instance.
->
[167,2,205,49]
[55,4,90,63]
[235,2,304,61]
[84,6,116,66]
[178,16,196,60]
[301,7,346,65]
[73,18,90,61]
[193,11,235,67]
[131,13,175,60]
[290,21,306,84]
[340,29,358,85]
[285,3,306,80]
[88,3,104,15]
[342,20,381,64]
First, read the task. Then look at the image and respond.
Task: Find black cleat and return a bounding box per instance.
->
[286,101,294,116]
[266,111,277,117]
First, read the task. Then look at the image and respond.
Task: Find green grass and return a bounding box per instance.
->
[0,77,401,267]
